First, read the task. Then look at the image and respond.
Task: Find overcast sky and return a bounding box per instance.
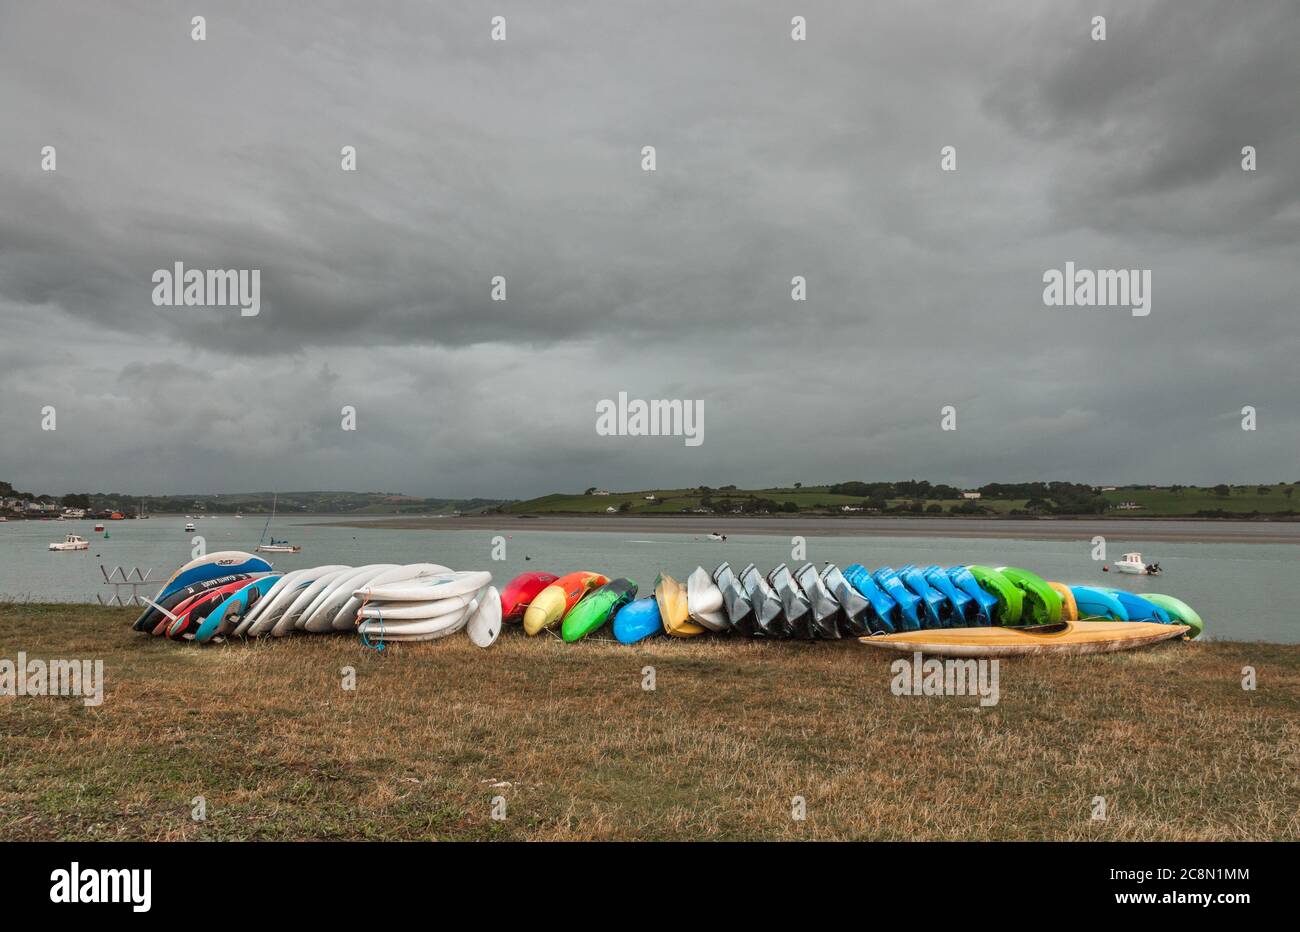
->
[1,0,1297,498]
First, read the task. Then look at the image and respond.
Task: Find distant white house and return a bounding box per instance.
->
[1099,486,1117,492]
[605,506,617,513]
[841,505,863,512]
[1115,501,1143,510]
[591,489,610,496]
[644,494,657,501]
[962,491,982,500]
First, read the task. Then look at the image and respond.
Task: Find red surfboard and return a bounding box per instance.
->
[165,578,261,639]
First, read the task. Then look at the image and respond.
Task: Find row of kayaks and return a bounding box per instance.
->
[127,551,1204,652]
[129,552,503,647]
[500,562,1205,644]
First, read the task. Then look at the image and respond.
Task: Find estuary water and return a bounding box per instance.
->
[2,515,1296,643]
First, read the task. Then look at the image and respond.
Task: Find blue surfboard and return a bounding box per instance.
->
[133,552,275,630]
[193,575,281,643]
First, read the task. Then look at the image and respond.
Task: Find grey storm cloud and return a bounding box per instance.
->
[1,0,1297,498]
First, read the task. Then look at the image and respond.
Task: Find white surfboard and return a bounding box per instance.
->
[331,563,451,630]
[357,600,474,640]
[357,593,474,621]
[355,570,492,603]
[272,566,351,636]
[467,586,502,648]
[302,564,395,632]
[243,571,314,637]
[234,569,303,636]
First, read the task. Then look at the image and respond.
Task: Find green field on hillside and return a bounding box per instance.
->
[502,483,1300,518]
[1099,485,1299,516]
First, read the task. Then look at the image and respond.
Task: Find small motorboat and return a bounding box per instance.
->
[707,532,726,542]
[49,534,90,552]
[93,523,105,532]
[184,522,196,532]
[1112,552,1161,575]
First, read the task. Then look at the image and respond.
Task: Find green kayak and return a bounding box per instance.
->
[1143,593,1204,639]
[561,578,638,642]
[965,565,1023,625]
[996,566,1063,626]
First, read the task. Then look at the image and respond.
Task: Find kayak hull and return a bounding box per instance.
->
[1142,593,1204,639]
[859,621,1190,657]
[523,571,608,635]
[562,578,637,642]
[501,571,560,624]
[655,573,705,637]
[1047,582,1078,622]
[996,566,1063,626]
[613,597,663,644]
[966,565,1024,625]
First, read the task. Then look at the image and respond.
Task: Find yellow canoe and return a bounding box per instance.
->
[858,620,1189,658]
[655,573,706,637]
[1047,581,1078,621]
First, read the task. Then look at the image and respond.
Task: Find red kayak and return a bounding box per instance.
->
[500,571,560,624]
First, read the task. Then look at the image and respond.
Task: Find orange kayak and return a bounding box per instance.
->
[522,571,608,635]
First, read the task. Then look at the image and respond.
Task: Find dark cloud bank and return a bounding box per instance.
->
[1,0,1297,498]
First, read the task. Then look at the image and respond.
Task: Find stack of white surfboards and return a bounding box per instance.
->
[354,568,499,647]
[234,562,501,647]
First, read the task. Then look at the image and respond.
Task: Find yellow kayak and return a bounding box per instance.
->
[655,573,706,637]
[1047,581,1078,621]
[522,571,608,636]
[858,620,1189,657]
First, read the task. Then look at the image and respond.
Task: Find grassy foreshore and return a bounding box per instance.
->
[323,513,1300,544]
[2,603,1297,841]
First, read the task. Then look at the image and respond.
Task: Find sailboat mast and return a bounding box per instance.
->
[258,493,276,547]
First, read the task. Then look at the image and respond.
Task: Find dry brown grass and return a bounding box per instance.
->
[2,603,1297,840]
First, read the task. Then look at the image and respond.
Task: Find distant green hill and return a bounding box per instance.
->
[500,482,1300,518]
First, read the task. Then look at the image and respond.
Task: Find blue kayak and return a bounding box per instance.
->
[921,565,980,625]
[871,567,923,631]
[1102,588,1172,623]
[193,575,281,643]
[1069,585,1129,620]
[946,566,1000,626]
[613,597,663,644]
[844,564,898,633]
[897,564,950,628]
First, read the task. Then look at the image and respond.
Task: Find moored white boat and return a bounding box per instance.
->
[49,534,89,551]
[1113,551,1161,575]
